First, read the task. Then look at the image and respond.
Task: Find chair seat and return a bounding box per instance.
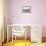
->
[13,31,24,36]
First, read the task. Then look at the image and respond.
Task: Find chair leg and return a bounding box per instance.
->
[15,36,16,43]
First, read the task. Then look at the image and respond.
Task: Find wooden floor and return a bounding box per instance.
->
[3,40,46,46]
[3,40,31,46]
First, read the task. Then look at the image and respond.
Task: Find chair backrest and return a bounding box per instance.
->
[12,25,25,36]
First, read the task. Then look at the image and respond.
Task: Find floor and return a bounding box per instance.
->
[3,40,31,46]
[3,40,46,46]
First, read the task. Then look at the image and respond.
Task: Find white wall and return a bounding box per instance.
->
[7,0,46,37]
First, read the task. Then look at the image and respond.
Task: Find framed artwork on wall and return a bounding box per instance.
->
[22,6,31,13]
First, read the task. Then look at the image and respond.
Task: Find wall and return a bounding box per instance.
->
[6,0,46,37]
[0,0,4,42]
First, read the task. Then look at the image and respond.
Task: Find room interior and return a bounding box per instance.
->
[0,0,46,46]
